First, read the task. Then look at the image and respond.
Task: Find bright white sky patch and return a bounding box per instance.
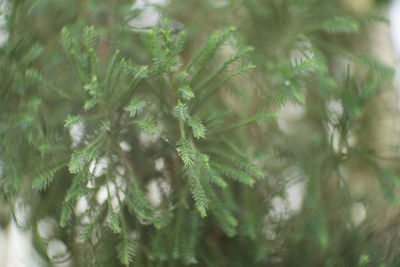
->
[390,0,400,110]
[390,0,400,54]
[129,0,168,29]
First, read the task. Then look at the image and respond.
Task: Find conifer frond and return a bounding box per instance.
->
[108,206,122,234]
[212,112,278,134]
[181,211,200,264]
[176,138,196,166]
[60,27,74,52]
[65,173,92,202]
[141,20,183,76]
[84,76,99,96]
[230,62,256,79]
[68,147,99,174]
[203,182,237,236]
[350,55,395,80]
[84,25,98,75]
[83,98,97,111]
[208,148,264,180]
[188,117,206,139]
[118,239,136,265]
[194,62,255,111]
[179,85,195,100]
[212,207,238,237]
[196,152,210,169]
[358,15,389,25]
[292,57,317,74]
[122,61,148,78]
[187,168,208,217]
[68,151,88,174]
[195,46,254,91]
[60,27,87,82]
[125,190,154,223]
[134,65,149,80]
[213,163,255,187]
[32,164,65,191]
[84,26,97,51]
[103,49,121,89]
[80,204,107,241]
[80,226,93,242]
[322,16,359,33]
[26,68,72,100]
[204,111,233,128]
[60,199,76,227]
[187,27,236,78]
[64,115,83,129]
[172,101,188,121]
[136,119,160,136]
[100,120,111,132]
[171,30,186,58]
[124,98,146,118]
[203,167,228,188]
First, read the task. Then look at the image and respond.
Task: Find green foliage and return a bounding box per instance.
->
[124,98,146,118]
[1,0,399,266]
[187,168,209,218]
[176,138,196,166]
[136,118,160,136]
[32,164,65,191]
[172,101,189,121]
[80,204,108,241]
[188,117,206,139]
[108,207,122,234]
[64,114,84,128]
[322,16,360,33]
[59,199,76,228]
[117,239,136,265]
[68,147,99,174]
[179,85,195,100]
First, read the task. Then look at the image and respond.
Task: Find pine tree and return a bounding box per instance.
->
[0,0,399,266]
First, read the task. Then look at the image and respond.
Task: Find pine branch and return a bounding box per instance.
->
[321,16,359,33]
[213,163,255,187]
[118,239,136,265]
[32,163,65,191]
[172,101,189,121]
[103,49,121,92]
[108,208,122,234]
[84,25,98,76]
[176,138,196,166]
[194,46,254,92]
[136,118,160,136]
[203,167,228,188]
[60,198,76,227]
[26,68,74,101]
[124,98,146,118]
[192,62,255,112]
[187,27,236,81]
[80,204,108,241]
[210,112,278,134]
[188,117,206,139]
[64,115,84,129]
[179,85,195,100]
[181,211,200,264]
[187,168,208,217]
